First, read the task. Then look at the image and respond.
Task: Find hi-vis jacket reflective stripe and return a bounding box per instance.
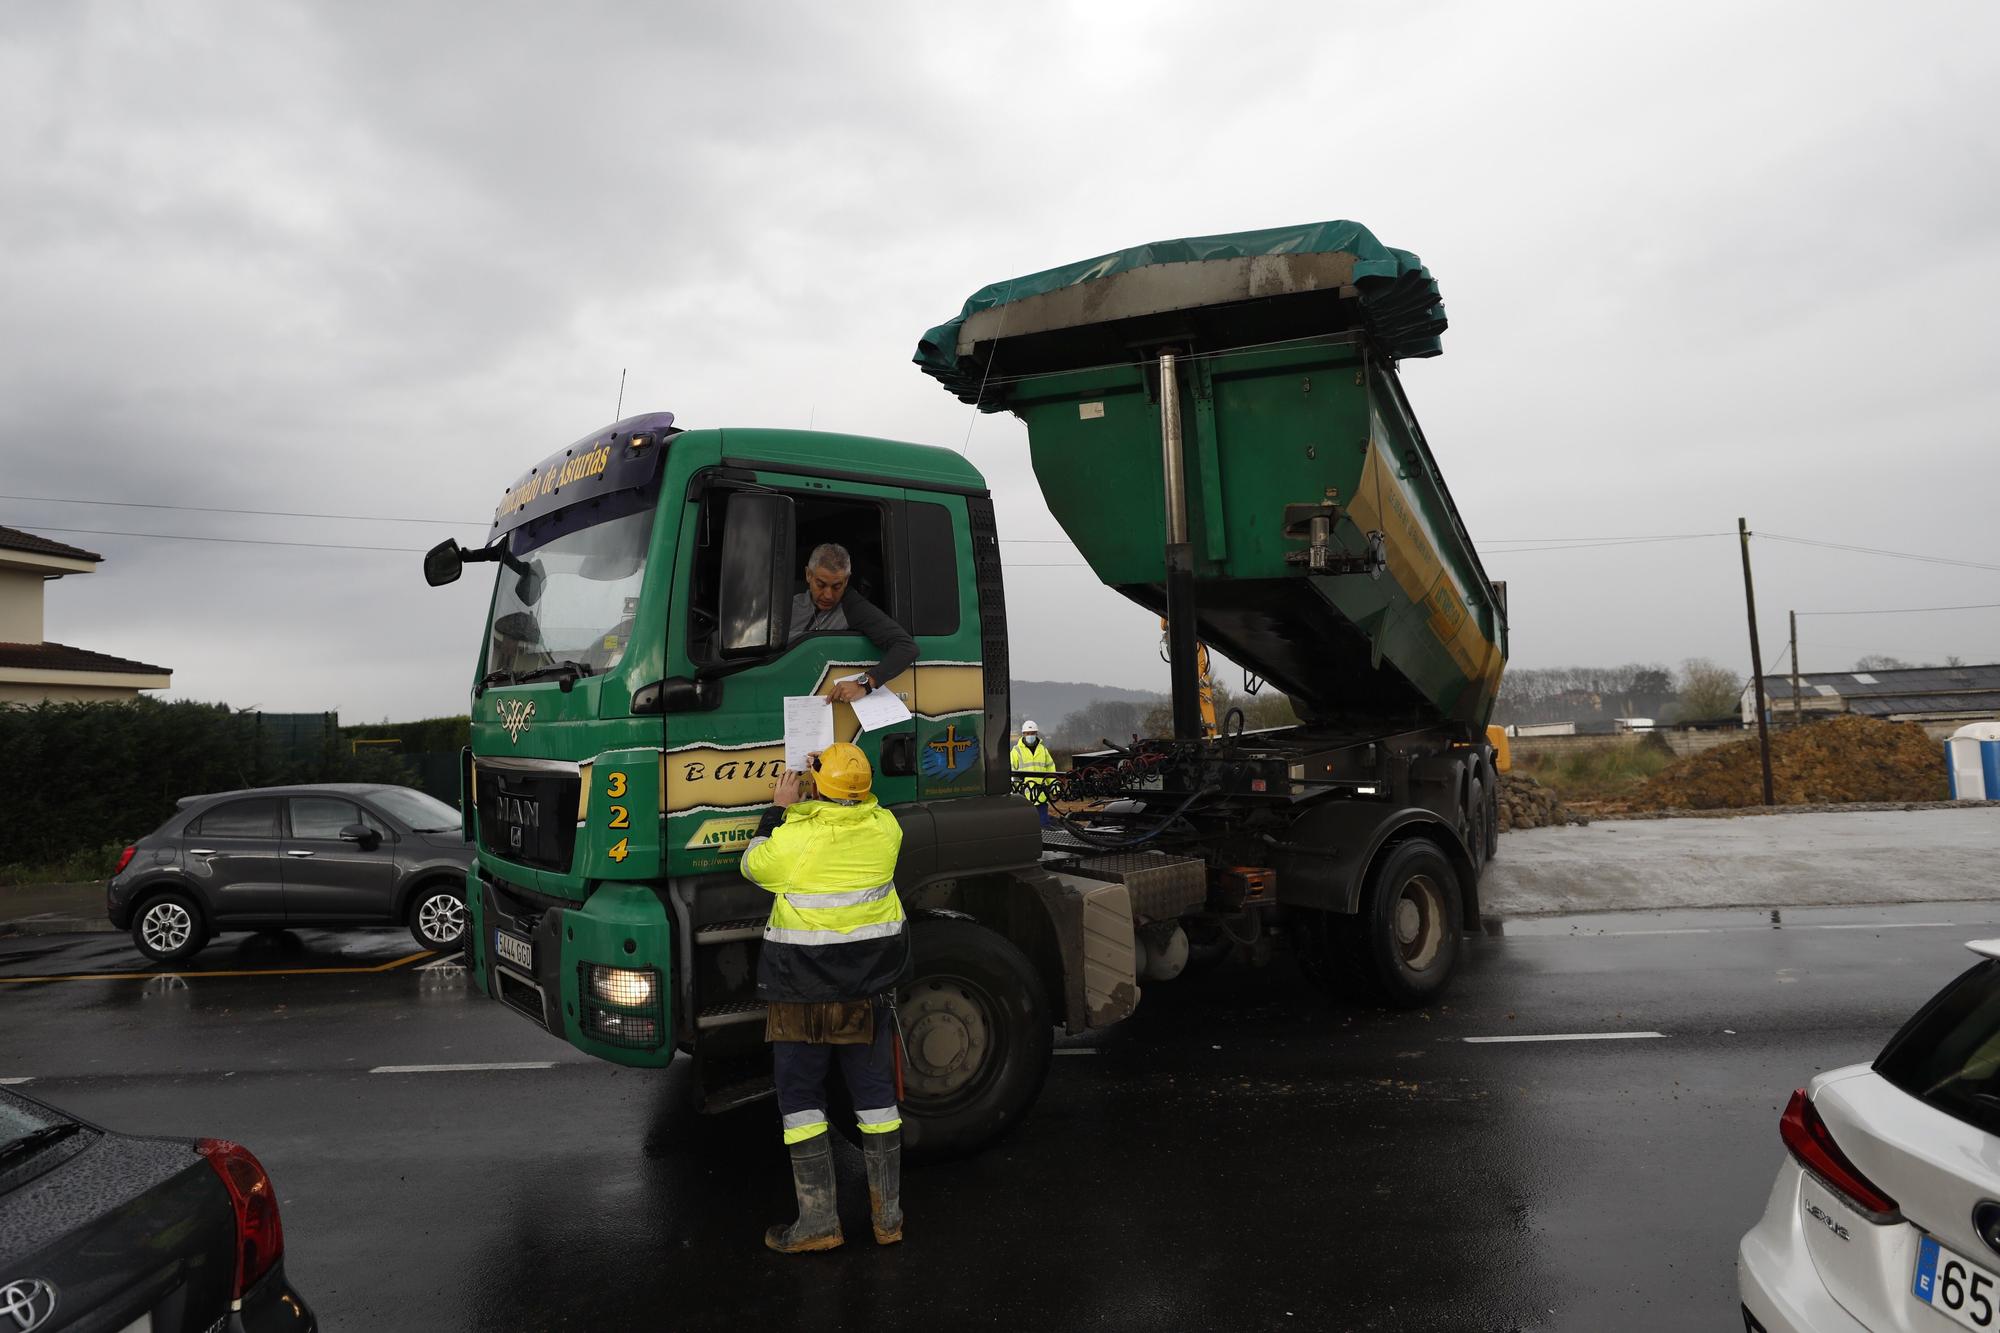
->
[1011,740,1057,805]
[742,795,909,1003]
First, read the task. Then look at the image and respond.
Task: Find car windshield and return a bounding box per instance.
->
[0,1093,70,1149]
[1876,957,2000,1137]
[370,788,462,832]
[488,503,655,681]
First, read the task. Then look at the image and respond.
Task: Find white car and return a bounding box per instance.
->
[1741,939,2000,1332]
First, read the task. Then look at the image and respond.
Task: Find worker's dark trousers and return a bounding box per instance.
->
[773,1019,899,1141]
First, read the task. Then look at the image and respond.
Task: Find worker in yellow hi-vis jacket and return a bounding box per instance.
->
[1011,720,1058,823]
[741,742,908,1253]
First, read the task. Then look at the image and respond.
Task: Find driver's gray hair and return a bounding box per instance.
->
[805,542,852,575]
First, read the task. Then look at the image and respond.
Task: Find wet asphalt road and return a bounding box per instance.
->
[3,903,1992,1332]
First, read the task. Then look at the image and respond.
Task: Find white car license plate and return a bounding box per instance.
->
[1917,1235,2000,1330]
[494,930,533,970]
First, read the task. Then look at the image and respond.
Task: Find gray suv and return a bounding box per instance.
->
[107,783,475,963]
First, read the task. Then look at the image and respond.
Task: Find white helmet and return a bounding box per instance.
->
[1021,720,1040,734]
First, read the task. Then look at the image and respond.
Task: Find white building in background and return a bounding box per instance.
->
[0,525,172,704]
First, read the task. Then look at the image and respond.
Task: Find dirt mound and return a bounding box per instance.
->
[1498,774,1586,830]
[1627,714,1947,811]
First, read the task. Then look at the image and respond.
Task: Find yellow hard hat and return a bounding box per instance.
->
[812,742,872,802]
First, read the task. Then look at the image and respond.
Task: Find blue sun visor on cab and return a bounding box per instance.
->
[491,411,678,539]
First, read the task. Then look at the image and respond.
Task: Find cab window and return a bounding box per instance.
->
[686,486,893,662]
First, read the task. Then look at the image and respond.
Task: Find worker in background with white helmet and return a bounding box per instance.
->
[742,742,909,1253]
[1011,720,1058,824]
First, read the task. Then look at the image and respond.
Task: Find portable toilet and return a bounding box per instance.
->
[1947,722,2000,800]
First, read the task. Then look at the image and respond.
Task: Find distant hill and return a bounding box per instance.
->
[1009,679,1162,735]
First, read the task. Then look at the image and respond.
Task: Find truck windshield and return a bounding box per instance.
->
[488,505,655,681]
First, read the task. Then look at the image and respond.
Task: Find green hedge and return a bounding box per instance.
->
[0,699,411,867]
[342,715,470,752]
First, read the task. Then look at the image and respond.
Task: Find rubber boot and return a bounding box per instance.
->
[861,1128,903,1245]
[764,1134,844,1254]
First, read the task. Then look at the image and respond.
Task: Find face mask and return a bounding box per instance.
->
[1023,736,1039,749]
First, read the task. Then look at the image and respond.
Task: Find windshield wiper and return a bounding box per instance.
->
[0,1122,85,1168]
[515,660,596,692]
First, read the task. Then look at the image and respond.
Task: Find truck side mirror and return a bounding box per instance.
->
[717,492,795,658]
[424,540,464,587]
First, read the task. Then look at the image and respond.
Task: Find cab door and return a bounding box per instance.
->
[663,472,916,870]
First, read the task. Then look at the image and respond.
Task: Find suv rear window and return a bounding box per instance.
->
[1876,957,2000,1137]
[188,798,278,839]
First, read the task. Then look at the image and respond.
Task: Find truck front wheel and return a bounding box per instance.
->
[896,918,1052,1161]
[1354,839,1463,1008]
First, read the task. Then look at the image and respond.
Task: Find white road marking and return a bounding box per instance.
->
[415,956,468,971]
[369,1062,557,1074]
[0,1077,33,1085]
[1541,921,1958,938]
[1463,1031,1667,1044]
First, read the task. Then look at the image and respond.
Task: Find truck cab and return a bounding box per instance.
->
[428,414,1128,1155]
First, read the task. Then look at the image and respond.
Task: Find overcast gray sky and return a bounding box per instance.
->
[5,2,1998,721]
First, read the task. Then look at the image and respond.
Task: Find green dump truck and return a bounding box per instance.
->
[423,221,1508,1156]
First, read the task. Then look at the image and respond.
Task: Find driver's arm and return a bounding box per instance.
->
[841,591,917,688]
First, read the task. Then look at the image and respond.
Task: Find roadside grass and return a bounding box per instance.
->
[0,843,124,888]
[1517,740,1676,801]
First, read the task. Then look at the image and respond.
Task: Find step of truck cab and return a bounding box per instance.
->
[695,997,768,1031]
[694,917,764,945]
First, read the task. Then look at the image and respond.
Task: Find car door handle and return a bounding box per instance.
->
[285,850,315,858]
[188,848,217,856]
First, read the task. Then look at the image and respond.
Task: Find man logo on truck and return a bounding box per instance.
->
[497,698,535,744]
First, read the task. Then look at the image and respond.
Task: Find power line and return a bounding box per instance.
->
[10,524,434,554]
[1798,601,2000,617]
[1483,534,1730,555]
[1482,532,1729,545]
[1759,532,2000,573]
[0,493,482,527]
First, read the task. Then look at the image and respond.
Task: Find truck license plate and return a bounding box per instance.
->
[494,930,533,971]
[1917,1234,2000,1329]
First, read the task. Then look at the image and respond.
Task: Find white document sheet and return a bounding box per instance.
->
[783,695,835,770]
[847,677,913,732]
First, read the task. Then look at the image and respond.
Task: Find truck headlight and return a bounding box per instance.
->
[586,964,657,1009]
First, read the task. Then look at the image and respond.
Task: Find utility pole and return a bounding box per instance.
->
[1789,610,1802,723]
[1739,518,1775,805]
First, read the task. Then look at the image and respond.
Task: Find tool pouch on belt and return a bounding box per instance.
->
[764,998,875,1044]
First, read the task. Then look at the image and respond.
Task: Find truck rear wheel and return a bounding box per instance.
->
[1354,839,1463,1008]
[897,917,1052,1161]
[1484,776,1500,860]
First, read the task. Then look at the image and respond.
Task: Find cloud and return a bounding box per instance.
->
[3,1,1999,720]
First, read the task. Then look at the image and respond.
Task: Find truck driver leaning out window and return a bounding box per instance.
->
[788,542,917,703]
[741,742,909,1253]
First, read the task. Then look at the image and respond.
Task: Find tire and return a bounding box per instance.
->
[132,890,210,964]
[1465,774,1487,873]
[408,886,468,951]
[896,917,1052,1161]
[1352,839,1464,1008]
[1484,773,1501,861]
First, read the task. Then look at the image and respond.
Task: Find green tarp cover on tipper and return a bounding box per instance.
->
[913,220,1446,408]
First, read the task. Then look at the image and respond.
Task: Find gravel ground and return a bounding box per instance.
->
[1485,803,2000,916]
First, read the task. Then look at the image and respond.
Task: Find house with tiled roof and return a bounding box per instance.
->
[1740,664,2000,738]
[0,525,172,703]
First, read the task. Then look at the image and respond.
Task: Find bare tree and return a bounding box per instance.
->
[1054,699,1150,749]
[1674,657,1744,722]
